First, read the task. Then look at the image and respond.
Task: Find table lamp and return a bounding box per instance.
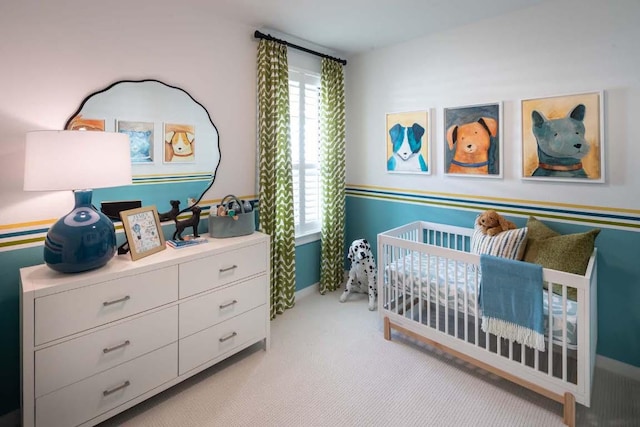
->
[24,130,132,273]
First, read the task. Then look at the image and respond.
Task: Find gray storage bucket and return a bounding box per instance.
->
[209,195,255,238]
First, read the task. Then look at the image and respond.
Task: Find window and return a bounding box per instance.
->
[289,67,321,238]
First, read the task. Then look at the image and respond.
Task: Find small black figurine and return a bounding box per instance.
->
[158,200,181,221]
[173,206,201,240]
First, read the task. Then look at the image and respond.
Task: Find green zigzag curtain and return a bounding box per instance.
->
[257,40,296,318]
[319,58,346,294]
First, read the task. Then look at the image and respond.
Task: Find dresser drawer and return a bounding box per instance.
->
[35,266,178,345]
[36,342,177,427]
[35,306,178,398]
[179,305,266,375]
[179,275,267,338]
[179,242,267,298]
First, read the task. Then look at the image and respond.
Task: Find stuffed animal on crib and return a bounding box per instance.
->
[476,209,516,236]
[340,239,377,311]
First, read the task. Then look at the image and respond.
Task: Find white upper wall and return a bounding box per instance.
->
[0,2,258,223]
[345,0,640,209]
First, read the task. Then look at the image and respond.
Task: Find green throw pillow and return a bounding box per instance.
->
[522,217,600,301]
[522,216,560,263]
[534,229,600,276]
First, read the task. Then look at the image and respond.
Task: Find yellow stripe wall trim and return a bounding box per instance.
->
[0,195,258,251]
[346,184,640,231]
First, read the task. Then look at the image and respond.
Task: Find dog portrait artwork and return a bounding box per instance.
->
[65,115,105,132]
[165,123,195,163]
[117,121,154,163]
[445,103,501,177]
[386,111,430,174]
[340,239,377,311]
[522,92,603,182]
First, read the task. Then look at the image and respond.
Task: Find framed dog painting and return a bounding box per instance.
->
[385,110,431,175]
[444,102,503,178]
[521,91,604,183]
[117,120,155,164]
[164,123,195,163]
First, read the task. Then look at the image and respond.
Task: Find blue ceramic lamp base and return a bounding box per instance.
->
[44,190,117,273]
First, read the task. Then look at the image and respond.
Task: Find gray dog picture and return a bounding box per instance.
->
[521,91,604,182]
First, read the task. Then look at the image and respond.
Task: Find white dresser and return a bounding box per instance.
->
[20,232,270,427]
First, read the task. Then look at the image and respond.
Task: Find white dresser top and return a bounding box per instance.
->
[20,232,269,298]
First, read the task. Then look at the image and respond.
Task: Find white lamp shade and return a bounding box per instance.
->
[24,130,132,191]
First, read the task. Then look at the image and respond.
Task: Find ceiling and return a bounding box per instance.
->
[210,0,544,56]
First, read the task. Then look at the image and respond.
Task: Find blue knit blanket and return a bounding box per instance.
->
[479,254,545,352]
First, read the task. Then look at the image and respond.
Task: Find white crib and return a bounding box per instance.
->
[378,221,597,427]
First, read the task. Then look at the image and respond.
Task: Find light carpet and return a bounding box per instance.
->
[100,290,640,427]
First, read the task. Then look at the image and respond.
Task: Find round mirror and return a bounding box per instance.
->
[65,79,219,217]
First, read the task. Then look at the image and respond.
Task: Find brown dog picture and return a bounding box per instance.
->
[444,103,501,177]
[164,123,195,163]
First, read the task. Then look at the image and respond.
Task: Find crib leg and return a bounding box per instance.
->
[384,317,391,340]
[563,392,575,427]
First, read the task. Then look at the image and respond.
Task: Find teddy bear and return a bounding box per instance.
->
[476,209,516,236]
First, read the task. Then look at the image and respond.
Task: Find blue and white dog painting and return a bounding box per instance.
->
[387,122,428,172]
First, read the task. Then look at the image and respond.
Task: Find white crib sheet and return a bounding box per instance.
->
[384,253,578,349]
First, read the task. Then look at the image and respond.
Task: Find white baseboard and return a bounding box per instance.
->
[596,355,640,382]
[0,410,19,427]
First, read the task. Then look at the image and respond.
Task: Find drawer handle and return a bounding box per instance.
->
[103,340,131,354]
[219,331,237,342]
[103,295,131,306]
[219,300,238,309]
[219,265,238,273]
[103,380,131,397]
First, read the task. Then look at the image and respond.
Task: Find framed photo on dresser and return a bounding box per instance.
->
[120,205,166,260]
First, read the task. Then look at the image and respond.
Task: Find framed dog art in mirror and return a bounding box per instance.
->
[385,110,431,175]
[521,91,604,183]
[444,102,503,178]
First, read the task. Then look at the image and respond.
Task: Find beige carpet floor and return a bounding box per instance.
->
[100,290,640,427]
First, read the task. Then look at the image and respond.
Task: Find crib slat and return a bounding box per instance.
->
[562,284,568,382]
[418,251,423,325]
[464,262,469,343]
[426,253,431,328]
[548,283,553,377]
[475,266,480,348]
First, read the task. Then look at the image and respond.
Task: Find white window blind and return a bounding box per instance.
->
[289,68,321,237]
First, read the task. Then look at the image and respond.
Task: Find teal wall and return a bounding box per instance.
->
[295,240,321,291]
[345,191,640,368]
[0,247,43,415]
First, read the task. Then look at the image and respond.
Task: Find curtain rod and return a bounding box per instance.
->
[254,30,347,66]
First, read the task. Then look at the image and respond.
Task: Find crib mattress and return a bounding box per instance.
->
[384,253,578,349]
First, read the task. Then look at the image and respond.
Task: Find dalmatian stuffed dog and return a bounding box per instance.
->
[340,239,377,310]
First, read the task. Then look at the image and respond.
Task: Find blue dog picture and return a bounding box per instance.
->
[117,121,155,164]
[522,92,603,182]
[386,111,430,174]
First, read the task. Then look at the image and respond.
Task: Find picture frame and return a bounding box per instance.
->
[65,115,105,131]
[521,91,604,183]
[119,205,166,261]
[444,102,503,178]
[164,123,196,163]
[385,110,431,175]
[117,120,155,164]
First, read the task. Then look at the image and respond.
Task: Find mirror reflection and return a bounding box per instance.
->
[65,79,219,215]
